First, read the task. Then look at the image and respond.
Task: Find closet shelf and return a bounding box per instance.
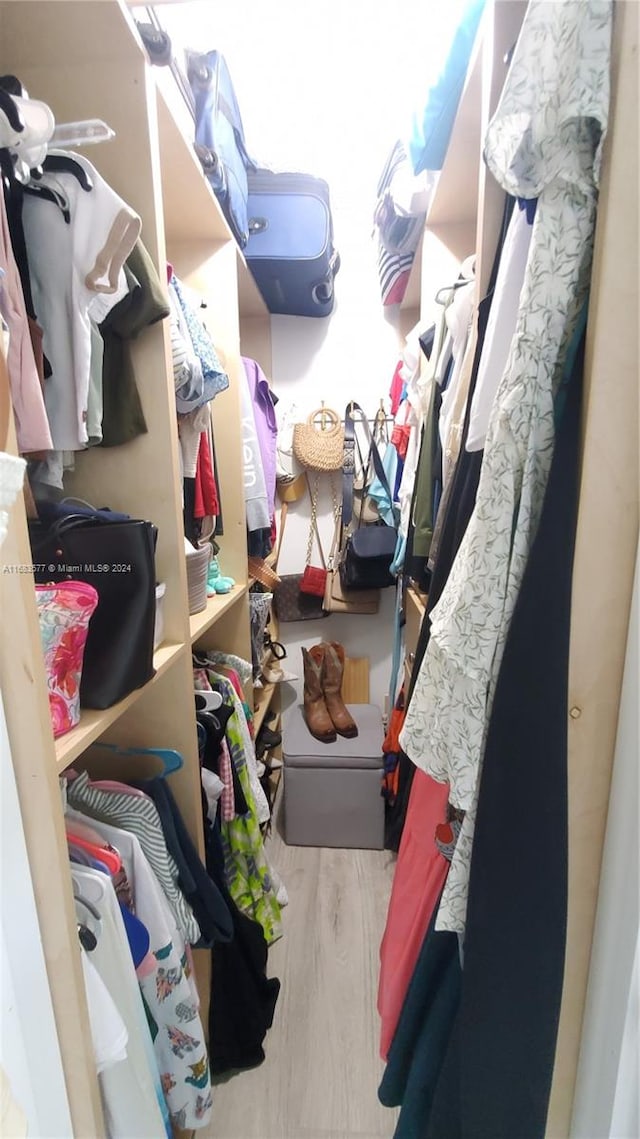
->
[400,28,483,313]
[154,67,233,245]
[252,681,277,735]
[189,583,248,644]
[406,582,428,618]
[54,641,185,771]
[425,31,483,239]
[237,249,270,319]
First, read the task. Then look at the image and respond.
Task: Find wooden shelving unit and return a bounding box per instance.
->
[54,642,185,771]
[0,2,274,1135]
[189,583,248,644]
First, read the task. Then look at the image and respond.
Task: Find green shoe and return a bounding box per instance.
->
[207,556,235,596]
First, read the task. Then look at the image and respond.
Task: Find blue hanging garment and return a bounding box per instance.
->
[409,0,487,175]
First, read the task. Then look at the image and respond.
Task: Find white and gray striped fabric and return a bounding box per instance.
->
[67,770,201,946]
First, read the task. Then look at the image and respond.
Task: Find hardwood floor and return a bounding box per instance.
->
[207,804,399,1139]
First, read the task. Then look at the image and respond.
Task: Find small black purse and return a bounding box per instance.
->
[339,402,398,592]
[340,525,397,591]
[29,511,158,709]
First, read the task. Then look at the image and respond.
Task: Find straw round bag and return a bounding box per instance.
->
[293,407,344,472]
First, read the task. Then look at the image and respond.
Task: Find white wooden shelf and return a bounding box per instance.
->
[54,642,186,772]
[189,583,248,643]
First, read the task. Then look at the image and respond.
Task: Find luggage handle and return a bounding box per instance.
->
[248,216,268,235]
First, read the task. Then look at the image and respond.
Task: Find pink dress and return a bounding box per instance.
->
[0,191,52,453]
[378,769,450,1059]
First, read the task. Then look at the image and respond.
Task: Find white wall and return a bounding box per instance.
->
[0,695,73,1139]
[158,0,469,708]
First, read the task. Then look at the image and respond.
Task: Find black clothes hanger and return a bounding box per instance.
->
[0,75,24,98]
[77,924,98,952]
[74,892,102,922]
[196,707,249,816]
[38,153,93,191]
[0,88,24,134]
[74,893,101,952]
[22,180,71,223]
[0,148,39,319]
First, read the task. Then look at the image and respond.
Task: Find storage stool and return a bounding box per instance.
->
[282,703,384,849]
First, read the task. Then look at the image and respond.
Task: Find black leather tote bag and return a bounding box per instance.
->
[29,514,158,709]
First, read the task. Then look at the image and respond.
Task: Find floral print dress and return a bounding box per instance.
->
[400,0,612,935]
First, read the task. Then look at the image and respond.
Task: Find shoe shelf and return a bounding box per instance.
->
[189,582,248,645]
[54,641,186,772]
[252,681,277,736]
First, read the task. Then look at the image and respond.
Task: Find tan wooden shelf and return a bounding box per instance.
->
[189,583,249,644]
[237,248,270,319]
[154,67,232,245]
[54,642,186,772]
[425,33,483,236]
[252,681,277,735]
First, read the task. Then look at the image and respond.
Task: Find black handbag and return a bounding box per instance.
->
[29,513,158,709]
[339,402,398,592]
[340,525,397,591]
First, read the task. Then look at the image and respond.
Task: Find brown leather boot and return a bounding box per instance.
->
[302,646,337,743]
[321,642,358,738]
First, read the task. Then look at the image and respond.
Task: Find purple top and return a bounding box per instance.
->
[242,357,278,519]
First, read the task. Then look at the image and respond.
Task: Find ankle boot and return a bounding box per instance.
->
[302,646,337,743]
[321,642,358,738]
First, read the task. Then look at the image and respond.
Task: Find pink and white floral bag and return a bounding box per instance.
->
[35,581,99,738]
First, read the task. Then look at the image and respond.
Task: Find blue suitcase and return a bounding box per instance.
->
[246,170,340,317]
[188,50,255,248]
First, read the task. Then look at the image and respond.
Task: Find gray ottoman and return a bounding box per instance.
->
[282,703,384,849]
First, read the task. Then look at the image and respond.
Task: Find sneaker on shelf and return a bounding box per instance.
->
[207,555,235,596]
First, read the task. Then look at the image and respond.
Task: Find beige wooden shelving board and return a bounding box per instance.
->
[0,1,274,1134]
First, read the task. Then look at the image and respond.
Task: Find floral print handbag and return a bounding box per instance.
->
[35,581,99,738]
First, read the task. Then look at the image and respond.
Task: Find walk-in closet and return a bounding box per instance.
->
[0,2,637,1138]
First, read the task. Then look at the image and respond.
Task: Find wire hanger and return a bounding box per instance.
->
[434,277,475,305]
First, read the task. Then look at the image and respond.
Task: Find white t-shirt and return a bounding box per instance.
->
[74,870,169,1139]
[466,205,534,452]
[22,153,140,451]
[79,948,128,1075]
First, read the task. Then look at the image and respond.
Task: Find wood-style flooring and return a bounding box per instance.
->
[207,804,399,1139]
